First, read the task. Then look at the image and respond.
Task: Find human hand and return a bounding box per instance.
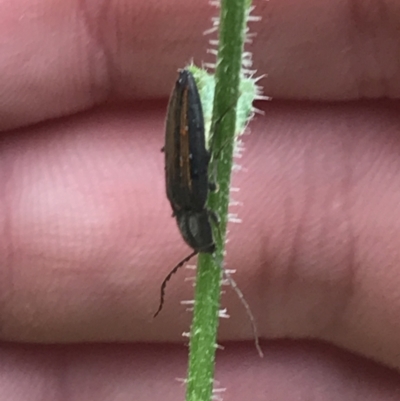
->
[1,1,400,400]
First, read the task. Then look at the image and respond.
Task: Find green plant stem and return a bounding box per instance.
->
[186,0,250,400]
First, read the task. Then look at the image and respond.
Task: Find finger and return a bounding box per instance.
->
[232,99,400,370]
[2,0,400,129]
[1,99,400,372]
[256,1,400,99]
[0,341,399,401]
[0,0,213,130]
[0,102,173,343]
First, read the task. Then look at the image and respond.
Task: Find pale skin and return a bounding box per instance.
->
[0,0,400,400]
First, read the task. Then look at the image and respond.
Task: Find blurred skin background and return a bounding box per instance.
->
[0,0,400,400]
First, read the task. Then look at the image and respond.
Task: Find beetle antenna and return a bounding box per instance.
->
[222,269,263,357]
[154,250,198,318]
